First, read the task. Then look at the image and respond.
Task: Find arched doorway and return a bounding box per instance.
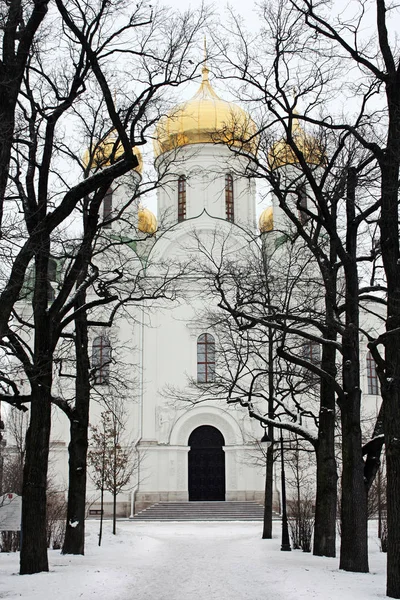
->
[188,425,225,501]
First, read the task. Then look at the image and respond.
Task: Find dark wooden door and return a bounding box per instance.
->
[188,426,225,501]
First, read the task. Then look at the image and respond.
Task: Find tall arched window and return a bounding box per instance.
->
[367,352,379,395]
[48,258,57,282]
[197,333,215,383]
[301,341,321,383]
[225,174,234,222]
[178,176,186,222]
[297,184,308,224]
[103,187,113,228]
[92,335,111,384]
[302,341,321,365]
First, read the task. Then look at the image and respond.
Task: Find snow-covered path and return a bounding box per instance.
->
[0,521,387,600]
[125,522,287,600]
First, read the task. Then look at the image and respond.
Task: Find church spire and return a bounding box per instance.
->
[202,36,209,82]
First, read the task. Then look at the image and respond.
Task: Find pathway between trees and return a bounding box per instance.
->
[0,521,385,600]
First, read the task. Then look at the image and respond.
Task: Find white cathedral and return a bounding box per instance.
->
[46,63,382,517]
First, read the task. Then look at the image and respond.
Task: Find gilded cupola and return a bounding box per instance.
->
[268,115,325,170]
[154,65,258,158]
[84,133,143,173]
[138,206,157,235]
[259,206,274,233]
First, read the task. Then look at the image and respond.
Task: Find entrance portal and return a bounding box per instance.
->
[188,425,225,501]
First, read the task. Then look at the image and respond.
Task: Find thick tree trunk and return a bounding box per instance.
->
[314,440,337,557]
[380,143,400,596]
[62,418,88,554]
[62,269,90,554]
[0,0,49,229]
[0,100,16,231]
[338,385,368,572]
[262,444,274,539]
[313,337,337,557]
[338,168,368,573]
[383,354,400,598]
[20,388,51,574]
[263,333,275,539]
[20,231,53,574]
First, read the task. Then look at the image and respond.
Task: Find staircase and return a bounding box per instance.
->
[133,501,271,521]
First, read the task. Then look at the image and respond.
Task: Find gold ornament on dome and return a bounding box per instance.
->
[83,133,143,174]
[268,115,326,170]
[154,65,258,158]
[138,206,157,235]
[259,206,274,233]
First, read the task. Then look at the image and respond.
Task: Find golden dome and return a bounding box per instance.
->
[268,117,325,170]
[138,207,157,235]
[259,206,274,233]
[84,134,143,173]
[154,67,258,158]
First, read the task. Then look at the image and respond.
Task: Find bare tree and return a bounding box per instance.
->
[200,0,394,576]
[0,0,208,575]
[88,407,137,541]
[239,0,400,591]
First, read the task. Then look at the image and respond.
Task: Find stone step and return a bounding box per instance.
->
[133,501,279,521]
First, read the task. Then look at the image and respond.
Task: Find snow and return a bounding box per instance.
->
[0,520,386,600]
[68,520,79,528]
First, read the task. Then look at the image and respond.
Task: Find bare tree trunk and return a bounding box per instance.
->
[338,168,368,573]
[338,385,368,572]
[62,280,90,554]
[113,438,117,535]
[313,337,337,557]
[62,415,88,554]
[113,490,117,536]
[99,483,104,547]
[262,329,275,539]
[20,388,51,574]
[380,165,400,596]
[20,238,53,574]
[0,1,49,230]
[63,415,88,555]
[262,445,274,539]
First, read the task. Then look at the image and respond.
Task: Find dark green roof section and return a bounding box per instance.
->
[275,234,290,249]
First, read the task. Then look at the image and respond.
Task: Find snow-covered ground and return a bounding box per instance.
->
[0,520,386,600]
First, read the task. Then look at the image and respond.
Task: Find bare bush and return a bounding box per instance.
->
[0,531,20,552]
[46,490,67,550]
[288,499,314,553]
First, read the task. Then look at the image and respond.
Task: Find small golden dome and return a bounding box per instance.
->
[84,134,143,173]
[154,67,258,158]
[259,206,274,233]
[138,207,157,235]
[268,117,325,170]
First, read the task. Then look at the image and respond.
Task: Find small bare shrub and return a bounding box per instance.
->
[288,499,314,552]
[46,489,66,550]
[0,531,20,552]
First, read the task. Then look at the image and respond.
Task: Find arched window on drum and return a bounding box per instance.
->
[301,341,321,384]
[103,187,113,228]
[178,176,186,222]
[225,174,234,223]
[366,351,379,395]
[197,333,215,383]
[297,184,308,225]
[92,335,111,384]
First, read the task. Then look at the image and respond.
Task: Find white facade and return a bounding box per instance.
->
[130,144,266,513]
[45,134,267,515]
[42,75,383,517]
